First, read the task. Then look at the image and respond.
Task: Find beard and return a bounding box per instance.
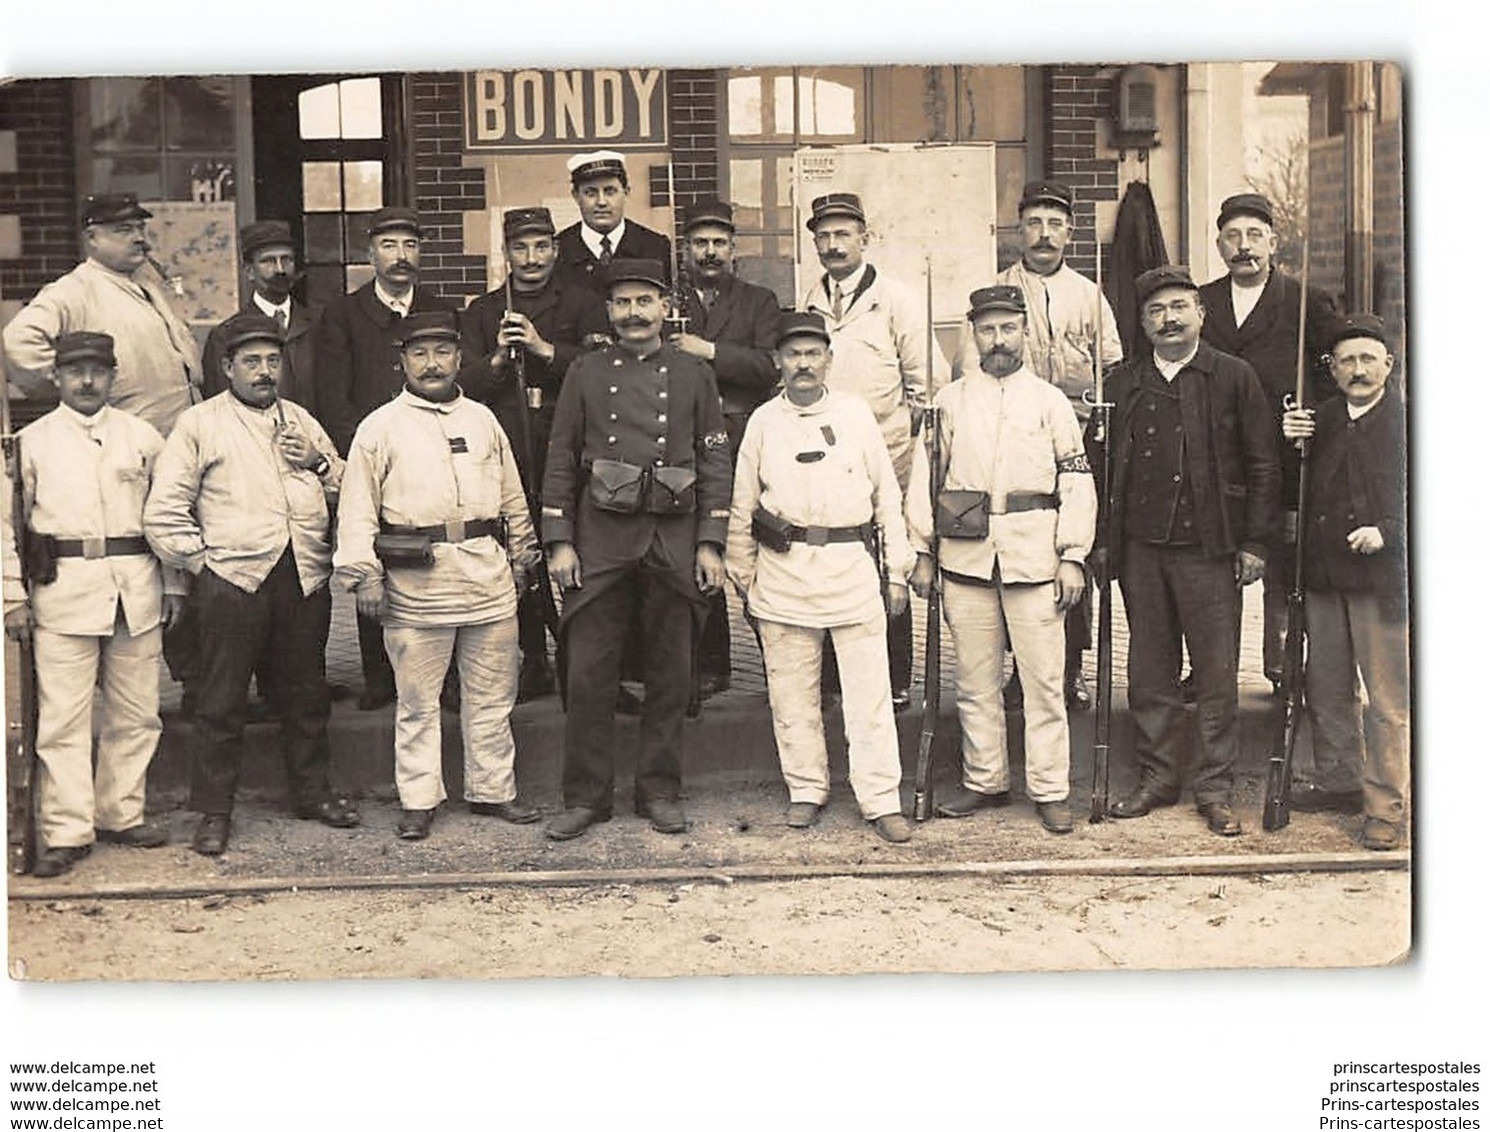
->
[982,347,1022,377]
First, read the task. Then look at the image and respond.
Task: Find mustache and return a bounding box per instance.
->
[1159,323,1185,335]
[822,250,849,259]
[1230,252,1258,264]
[388,261,418,273]
[1032,239,1057,250]
[698,258,724,268]
[617,317,652,328]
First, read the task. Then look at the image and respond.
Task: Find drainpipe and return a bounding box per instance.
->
[1343,62,1375,311]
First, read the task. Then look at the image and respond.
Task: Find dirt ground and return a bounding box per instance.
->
[8,868,1407,981]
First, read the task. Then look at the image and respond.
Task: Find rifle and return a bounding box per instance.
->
[1087,233,1114,822]
[4,384,39,875]
[503,282,561,639]
[663,161,691,340]
[1262,242,1312,832]
[912,259,940,822]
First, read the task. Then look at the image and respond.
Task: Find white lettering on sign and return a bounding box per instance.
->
[466,69,668,151]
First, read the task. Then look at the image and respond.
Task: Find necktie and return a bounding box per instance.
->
[599,234,613,265]
[700,288,718,310]
[274,308,289,333]
[831,281,844,322]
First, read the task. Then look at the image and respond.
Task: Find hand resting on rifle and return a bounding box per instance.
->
[909,553,938,600]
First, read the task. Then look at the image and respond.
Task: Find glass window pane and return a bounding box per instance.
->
[776,155,794,207]
[345,264,375,292]
[873,66,955,143]
[773,76,795,137]
[727,75,763,138]
[163,76,235,151]
[798,69,860,139]
[91,154,162,200]
[302,213,344,263]
[342,161,383,211]
[995,145,1028,271]
[166,156,236,202]
[88,78,161,152]
[299,84,342,141]
[339,78,383,139]
[302,161,342,212]
[344,212,377,251]
[729,158,762,207]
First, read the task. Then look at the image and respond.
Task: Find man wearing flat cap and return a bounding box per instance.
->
[3,332,185,877]
[725,311,915,843]
[958,180,1123,713]
[1280,313,1408,851]
[1101,266,1279,836]
[541,258,733,841]
[457,206,609,701]
[1198,192,1337,694]
[800,191,944,710]
[554,151,672,296]
[316,206,455,711]
[336,311,541,842]
[145,312,358,857]
[4,192,201,439]
[203,219,323,414]
[669,199,782,699]
[907,286,1097,834]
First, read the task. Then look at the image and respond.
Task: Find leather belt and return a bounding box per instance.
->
[51,536,151,559]
[379,519,504,543]
[785,521,873,546]
[1000,492,1057,514]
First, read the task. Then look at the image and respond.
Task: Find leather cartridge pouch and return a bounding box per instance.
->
[587,458,646,514]
[23,531,58,586]
[646,466,697,515]
[750,508,794,554]
[936,489,991,540]
[372,532,435,569]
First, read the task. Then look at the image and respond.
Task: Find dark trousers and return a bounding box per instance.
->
[698,589,731,681]
[356,609,396,697]
[1259,539,1293,680]
[562,565,695,812]
[190,549,334,815]
[822,601,912,695]
[1118,541,1241,805]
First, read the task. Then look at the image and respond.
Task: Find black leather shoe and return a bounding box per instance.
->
[639,798,689,834]
[470,799,540,824]
[1036,799,1074,834]
[785,802,822,829]
[192,814,230,856]
[517,657,556,703]
[1363,818,1401,851]
[615,686,644,716]
[357,684,396,712]
[32,845,92,878]
[1065,672,1092,712]
[546,807,608,841]
[1198,801,1243,836]
[295,797,361,828]
[1108,788,1179,819]
[96,824,168,848]
[935,786,1012,818]
[397,808,436,840]
[1289,784,1363,814]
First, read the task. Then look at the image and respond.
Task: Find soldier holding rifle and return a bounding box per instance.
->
[726,311,915,843]
[458,206,609,701]
[908,286,1096,834]
[1280,313,1408,851]
[3,332,184,877]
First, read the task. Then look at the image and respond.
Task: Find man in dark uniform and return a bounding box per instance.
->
[1103,266,1279,837]
[316,206,455,710]
[541,258,732,841]
[203,220,322,414]
[553,151,672,296]
[1198,192,1337,692]
[458,207,609,701]
[1281,313,1408,851]
[668,199,781,697]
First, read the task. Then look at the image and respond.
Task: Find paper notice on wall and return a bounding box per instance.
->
[142,200,239,326]
[797,151,839,184]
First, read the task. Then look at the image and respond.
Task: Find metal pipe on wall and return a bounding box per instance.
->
[1343,62,1376,311]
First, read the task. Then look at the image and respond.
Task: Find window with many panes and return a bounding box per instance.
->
[83,76,240,202]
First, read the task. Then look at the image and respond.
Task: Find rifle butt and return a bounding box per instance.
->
[1262,757,1291,832]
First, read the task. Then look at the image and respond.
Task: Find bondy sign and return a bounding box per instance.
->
[465,69,667,151]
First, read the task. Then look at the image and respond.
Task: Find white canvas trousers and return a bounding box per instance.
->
[941,575,1070,802]
[757,614,902,819]
[34,616,162,849]
[384,618,520,811]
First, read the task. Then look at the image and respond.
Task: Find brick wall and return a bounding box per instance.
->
[1045,65,1120,278]
[408,74,488,305]
[663,70,720,211]
[0,80,78,305]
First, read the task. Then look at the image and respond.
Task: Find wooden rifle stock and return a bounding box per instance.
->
[1263,243,1313,832]
[664,161,690,339]
[1088,235,1113,822]
[912,259,939,821]
[4,410,39,874]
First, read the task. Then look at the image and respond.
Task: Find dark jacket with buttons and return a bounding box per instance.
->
[677,274,781,418]
[554,221,673,296]
[203,298,323,416]
[1300,390,1407,619]
[315,282,455,456]
[1103,340,1280,572]
[542,342,732,605]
